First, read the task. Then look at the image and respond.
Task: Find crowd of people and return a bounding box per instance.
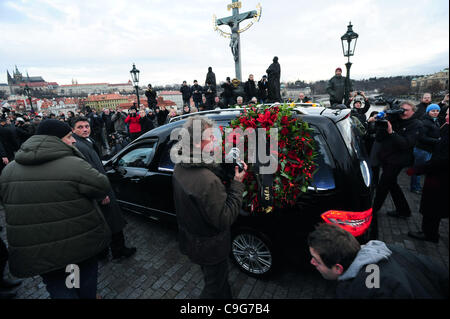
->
[0,64,448,300]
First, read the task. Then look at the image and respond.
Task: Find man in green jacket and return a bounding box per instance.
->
[0,119,111,299]
[172,116,247,299]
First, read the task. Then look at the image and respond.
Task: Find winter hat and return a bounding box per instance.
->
[426,104,440,113]
[336,67,342,72]
[36,119,72,139]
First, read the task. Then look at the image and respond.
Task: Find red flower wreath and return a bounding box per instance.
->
[224,104,317,213]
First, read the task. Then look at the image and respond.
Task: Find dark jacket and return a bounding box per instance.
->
[257,79,269,101]
[139,113,155,133]
[145,89,157,109]
[376,116,422,167]
[0,135,111,278]
[191,84,203,103]
[0,125,19,160]
[413,102,431,120]
[437,102,448,126]
[416,115,440,153]
[180,85,192,101]
[102,113,114,135]
[205,71,216,88]
[172,160,245,265]
[415,124,449,218]
[73,134,126,233]
[87,112,104,135]
[336,241,448,299]
[203,84,216,103]
[156,108,169,126]
[0,140,6,158]
[221,81,234,98]
[15,123,34,147]
[111,111,127,133]
[326,75,351,104]
[244,79,257,102]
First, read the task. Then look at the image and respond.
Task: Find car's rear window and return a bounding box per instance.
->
[309,126,335,190]
[336,117,367,159]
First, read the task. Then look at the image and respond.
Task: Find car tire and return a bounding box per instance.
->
[230,228,276,278]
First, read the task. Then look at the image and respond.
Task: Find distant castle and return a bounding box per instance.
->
[6,65,57,94]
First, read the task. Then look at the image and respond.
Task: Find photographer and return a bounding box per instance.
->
[124,106,142,141]
[348,91,371,129]
[15,117,34,147]
[172,116,247,299]
[371,101,422,218]
[111,108,128,135]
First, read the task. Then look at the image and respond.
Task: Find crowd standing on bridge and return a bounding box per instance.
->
[0,63,449,299]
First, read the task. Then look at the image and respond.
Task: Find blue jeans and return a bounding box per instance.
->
[41,257,98,299]
[410,147,432,191]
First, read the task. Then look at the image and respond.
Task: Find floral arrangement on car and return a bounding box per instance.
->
[221,104,317,214]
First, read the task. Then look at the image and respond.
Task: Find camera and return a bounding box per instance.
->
[221,148,244,182]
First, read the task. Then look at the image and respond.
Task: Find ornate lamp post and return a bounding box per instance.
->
[130,63,141,107]
[23,84,35,113]
[341,22,359,104]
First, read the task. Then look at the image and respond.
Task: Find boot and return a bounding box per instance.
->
[111,231,136,260]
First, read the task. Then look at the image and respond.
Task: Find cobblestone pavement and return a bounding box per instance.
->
[1,171,447,299]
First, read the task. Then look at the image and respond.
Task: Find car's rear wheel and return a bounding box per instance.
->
[231,229,275,277]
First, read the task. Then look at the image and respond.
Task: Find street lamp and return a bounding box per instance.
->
[130,63,141,108]
[23,84,35,113]
[341,21,359,104]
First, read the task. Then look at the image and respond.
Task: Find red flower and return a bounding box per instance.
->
[281,116,289,126]
[281,127,289,136]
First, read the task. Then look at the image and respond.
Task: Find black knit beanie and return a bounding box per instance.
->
[36,119,72,139]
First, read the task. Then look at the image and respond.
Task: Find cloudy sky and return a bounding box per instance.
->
[0,0,448,86]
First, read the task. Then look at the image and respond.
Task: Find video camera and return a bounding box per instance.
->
[375,103,405,129]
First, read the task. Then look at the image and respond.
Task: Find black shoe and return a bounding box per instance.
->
[408,231,439,243]
[0,278,22,289]
[112,247,137,260]
[0,291,16,299]
[387,210,411,218]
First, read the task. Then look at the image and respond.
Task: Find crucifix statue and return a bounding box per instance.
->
[214,0,262,81]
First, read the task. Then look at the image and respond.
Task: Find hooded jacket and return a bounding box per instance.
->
[0,135,111,278]
[336,241,448,299]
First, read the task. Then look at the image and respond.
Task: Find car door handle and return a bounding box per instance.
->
[130,178,142,182]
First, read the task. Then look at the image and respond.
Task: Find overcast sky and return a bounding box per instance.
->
[0,0,448,86]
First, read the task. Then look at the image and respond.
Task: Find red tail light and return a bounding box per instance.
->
[321,208,373,237]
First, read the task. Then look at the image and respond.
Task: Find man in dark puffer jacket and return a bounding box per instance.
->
[0,119,111,299]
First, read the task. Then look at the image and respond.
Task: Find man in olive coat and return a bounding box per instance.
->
[72,117,136,260]
[0,119,111,298]
[172,116,247,299]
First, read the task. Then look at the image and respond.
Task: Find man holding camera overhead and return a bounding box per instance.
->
[371,101,422,218]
